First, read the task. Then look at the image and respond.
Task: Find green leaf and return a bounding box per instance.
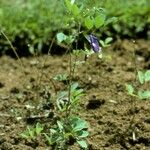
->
[44,132,62,145]
[95,14,105,28]
[84,17,94,29]
[65,0,72,11]
[105,17,118,25]
[99,40,105,47]
[53,74,68,81]
[77,130,89,138]
[77,140,88,149]
[105,37,113,44]
[28,127,35,139]
[50,129,57,134]
[138,91,150,100]
[44,133,52,145]
[29,46,35,55]
[58,91,68,99]
[35,123,43,135]
[138,71,144,84]
[65,0,79,16]
[71,82,79,91]
[57,121,64,131]
[51,133,63,144]
[71,117,88,131]
[126,84,134,95]
[72,4,80,16]
[56,32,67,43]
[20,132,29,139]
[73,89,84,97]
[144,70,150,82]
[65,35,74,44]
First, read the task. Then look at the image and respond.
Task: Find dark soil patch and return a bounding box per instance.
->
[0,39,150,150]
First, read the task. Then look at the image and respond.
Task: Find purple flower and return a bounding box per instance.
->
[89,34,101,53]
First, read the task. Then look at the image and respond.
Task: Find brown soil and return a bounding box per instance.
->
[0,39,150,150]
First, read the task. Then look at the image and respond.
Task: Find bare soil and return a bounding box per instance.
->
[0,39,150,150]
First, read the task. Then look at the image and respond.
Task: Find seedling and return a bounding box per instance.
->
[44,117,88,149]
[20,123,43,140]
[126,70,150,100]
[53,74,68,82]
[125,69,150,142]
[100,37,113,48]
[56,82,84,112]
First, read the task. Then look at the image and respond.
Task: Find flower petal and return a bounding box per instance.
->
[89,35,101,52]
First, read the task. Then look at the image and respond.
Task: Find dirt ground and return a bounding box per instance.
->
[0,39,150,150]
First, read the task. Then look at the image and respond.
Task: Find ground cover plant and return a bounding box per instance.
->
[0,0,150,150]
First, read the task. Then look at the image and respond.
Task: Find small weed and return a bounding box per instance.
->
[20,123,43,140]
[53,74,68,83]
[126,70,150,100]
[44,116,88,149]
[21,0,113,149]
[56,82,84,112]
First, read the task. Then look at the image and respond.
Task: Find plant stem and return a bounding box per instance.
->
[34,38,58,104]
[66,52,72,118]
[65,24,81,118]
[1,30,24,71]
[128,40,138,141]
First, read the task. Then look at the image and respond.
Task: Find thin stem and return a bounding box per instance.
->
[128,40,138,140]
[66,52,72,117]
[35,38,57,101]
[72,53,77,77]
[65,24,81,118]
[1,30,24,71]
[132,40,138,83]
[37,38,54,86]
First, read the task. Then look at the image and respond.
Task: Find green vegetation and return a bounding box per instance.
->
[0,0,150,54]
[126,70,150,100]
[1,0,150,149]
[0,0,66,53]
[21,123,43,140]
[100,0,150,37]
